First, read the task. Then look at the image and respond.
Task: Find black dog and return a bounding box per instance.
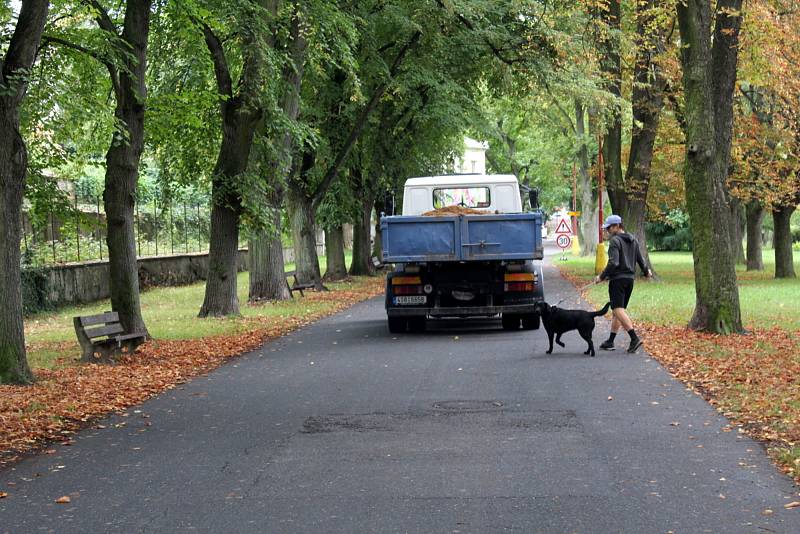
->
[533,301,611,357]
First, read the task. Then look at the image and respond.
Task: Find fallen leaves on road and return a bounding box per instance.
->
[785,501,800,509]
[55,496,71,504]
[0,492,8,498]
[640,323,800,481]
[0,277,384,466]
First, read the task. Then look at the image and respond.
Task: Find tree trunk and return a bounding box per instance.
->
[598,0,625,215]
[200,186,242,316]
[728,198,745,264]
[102,0,153,335]
[323,226,348,282]
[198,18,264,317]
[575,101,597,256]
[249,205,291,301]
[745,201,765,271]
[620,0,669,273]
[350,193,376,276]
[773,205,796,279]
[0,0,50,384]
[199,107,260,317]
[623,199,652,271]
[676,0,743,334]
[0,123,34,384]
[247,5,306,302]
[289,188,325,290]
[372,196,385,260]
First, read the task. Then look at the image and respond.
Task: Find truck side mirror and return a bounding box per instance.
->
[528,189,540,210]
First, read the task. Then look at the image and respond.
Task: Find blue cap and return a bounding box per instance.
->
[602,214,623,229]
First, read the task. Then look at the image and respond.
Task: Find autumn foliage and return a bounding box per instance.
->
[731,0,800,208]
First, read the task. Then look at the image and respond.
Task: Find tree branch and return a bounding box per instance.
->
[85,0,119,36]
[40,35,107,68]
[310,31,422,208]
[434,0,521,66]
[199,21,233,98]
[2,0,50,107]
[40,35,121,94]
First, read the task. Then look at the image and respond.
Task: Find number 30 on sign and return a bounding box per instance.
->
[556,234,571,249]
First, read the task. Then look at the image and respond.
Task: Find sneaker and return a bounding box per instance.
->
[599,340,616,351]
[627,338,644,353]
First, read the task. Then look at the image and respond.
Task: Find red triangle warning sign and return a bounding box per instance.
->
[555,219,571,234]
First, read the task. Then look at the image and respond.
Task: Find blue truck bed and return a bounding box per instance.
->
[380,212,544,263]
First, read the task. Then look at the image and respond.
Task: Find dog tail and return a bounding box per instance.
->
[592,302,611,317]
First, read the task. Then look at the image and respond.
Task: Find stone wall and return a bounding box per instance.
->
[25,235,333,311]
[28,249,250,309]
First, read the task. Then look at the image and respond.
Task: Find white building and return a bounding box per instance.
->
[454,137,488,174]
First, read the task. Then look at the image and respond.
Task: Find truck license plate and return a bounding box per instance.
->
[394,296,426,305]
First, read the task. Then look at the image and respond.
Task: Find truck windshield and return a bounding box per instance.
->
[433,187,491,209]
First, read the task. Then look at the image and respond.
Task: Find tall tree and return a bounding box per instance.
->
[44,0,153,334]
[619,0,671,269]
[248,0,307,302]
[99,0,152,335]
[745,200,765,271]
[676,0,744,333]
[596,0,624,217]
[197,0,270,317]
[287,28,421,288]
[575,101,600,256]
[0,0,50,384]
[735,1,800,278]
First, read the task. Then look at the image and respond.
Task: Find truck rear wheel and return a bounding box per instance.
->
[387,317,407,333]
[521,314,540,330]
[501,314,521,330]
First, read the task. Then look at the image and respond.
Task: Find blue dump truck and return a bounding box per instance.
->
[381,174,545,333]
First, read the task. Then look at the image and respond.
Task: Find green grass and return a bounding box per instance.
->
[559,249,800,330]
[25,253,356,369]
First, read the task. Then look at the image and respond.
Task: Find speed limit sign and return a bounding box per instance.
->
[556,234,571,249]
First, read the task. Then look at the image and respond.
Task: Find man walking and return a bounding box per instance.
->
[594,215,653,353]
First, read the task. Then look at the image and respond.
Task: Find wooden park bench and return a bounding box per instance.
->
[285,270,315,297]
[73,312,147,362]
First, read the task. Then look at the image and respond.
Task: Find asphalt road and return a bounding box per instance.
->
[1,249,799,533]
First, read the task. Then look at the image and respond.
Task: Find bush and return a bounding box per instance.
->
[646,209,693,251]
[21,266,51,315]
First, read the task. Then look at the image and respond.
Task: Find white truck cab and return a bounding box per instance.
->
[402,174,523,215]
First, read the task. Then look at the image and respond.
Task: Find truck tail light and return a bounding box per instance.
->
[504,282,534,292]
[392,276,422,285]
[504,273,535,282]
[394,285,424,295]
[504,272,535,292]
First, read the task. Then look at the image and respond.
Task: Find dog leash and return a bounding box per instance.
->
[554,281,597,307]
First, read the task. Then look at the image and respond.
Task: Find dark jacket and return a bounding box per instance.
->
[599,232,648,281]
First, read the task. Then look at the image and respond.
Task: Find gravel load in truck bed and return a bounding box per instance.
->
[422,206,495,216]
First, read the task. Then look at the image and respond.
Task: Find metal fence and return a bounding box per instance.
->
[21,193,216,266]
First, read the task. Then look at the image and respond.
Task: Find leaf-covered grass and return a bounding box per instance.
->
[4,271,385,465]
[558,248,800,482]
[559,250,800,330]
[25,253,356,369]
